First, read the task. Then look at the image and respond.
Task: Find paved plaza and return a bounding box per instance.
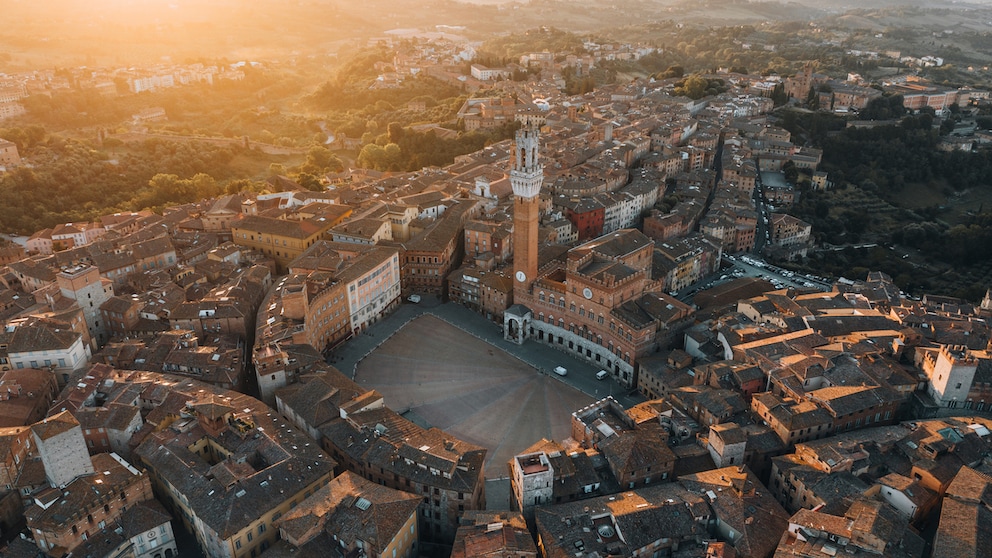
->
[329,295,646,497]
[354,315,595,479]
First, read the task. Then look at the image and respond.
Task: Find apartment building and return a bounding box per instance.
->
[232,206,348,272]
[135,384,336,558]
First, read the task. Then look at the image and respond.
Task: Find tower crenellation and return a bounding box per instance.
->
[510,126,543,200]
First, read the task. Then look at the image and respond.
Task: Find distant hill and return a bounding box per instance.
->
[0,0,964,68]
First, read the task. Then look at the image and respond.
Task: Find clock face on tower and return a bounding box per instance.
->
[516,271,527,283]
[583,287,593,299]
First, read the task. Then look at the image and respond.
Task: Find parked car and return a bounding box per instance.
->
[596,370,609,380]
[554,366,568,376]
[407,294,421,303]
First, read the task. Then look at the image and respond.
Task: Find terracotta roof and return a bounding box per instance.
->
[29,409,79,441]
[536,482,707,557]
[133,373,336,540]
[933,493,992,557]
[678,466,790,558]
[451,511,537,558]
[24,452,146,532]
[276,471,420,550]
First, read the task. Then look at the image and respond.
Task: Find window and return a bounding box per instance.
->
[247,532,253,542]
[258,524,266,534]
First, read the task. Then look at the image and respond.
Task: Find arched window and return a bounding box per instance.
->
[539,292,546,302]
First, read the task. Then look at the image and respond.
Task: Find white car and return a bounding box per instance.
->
[596,370,609,380]
[554,366,568,376]
[407,294,421,303]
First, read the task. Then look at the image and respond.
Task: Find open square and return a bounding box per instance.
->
[354,315,595,479]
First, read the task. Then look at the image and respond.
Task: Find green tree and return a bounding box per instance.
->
[302,145,342,174]
[357,143,387,169]
[191,173,220,199]
[681,75,708,99]
[296,172,323,191]
[387,122,405,144]
[771,83,788,107]
[383,143,402,169]
[783,161,799,184]
[225,178,255,195]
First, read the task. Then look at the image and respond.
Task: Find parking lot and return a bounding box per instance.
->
[673,253,834,304]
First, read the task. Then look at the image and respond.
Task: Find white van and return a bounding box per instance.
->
[554,366,567,376]
[596,370,609,380]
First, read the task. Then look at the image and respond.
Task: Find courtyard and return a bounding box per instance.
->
[354,314,595,479]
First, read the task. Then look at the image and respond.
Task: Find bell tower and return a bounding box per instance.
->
[511,125,543,301]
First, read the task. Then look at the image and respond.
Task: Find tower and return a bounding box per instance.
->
[31,410,94,488]
[511,451,554,521]
[511,125,543,301]
[57,264,112,348]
